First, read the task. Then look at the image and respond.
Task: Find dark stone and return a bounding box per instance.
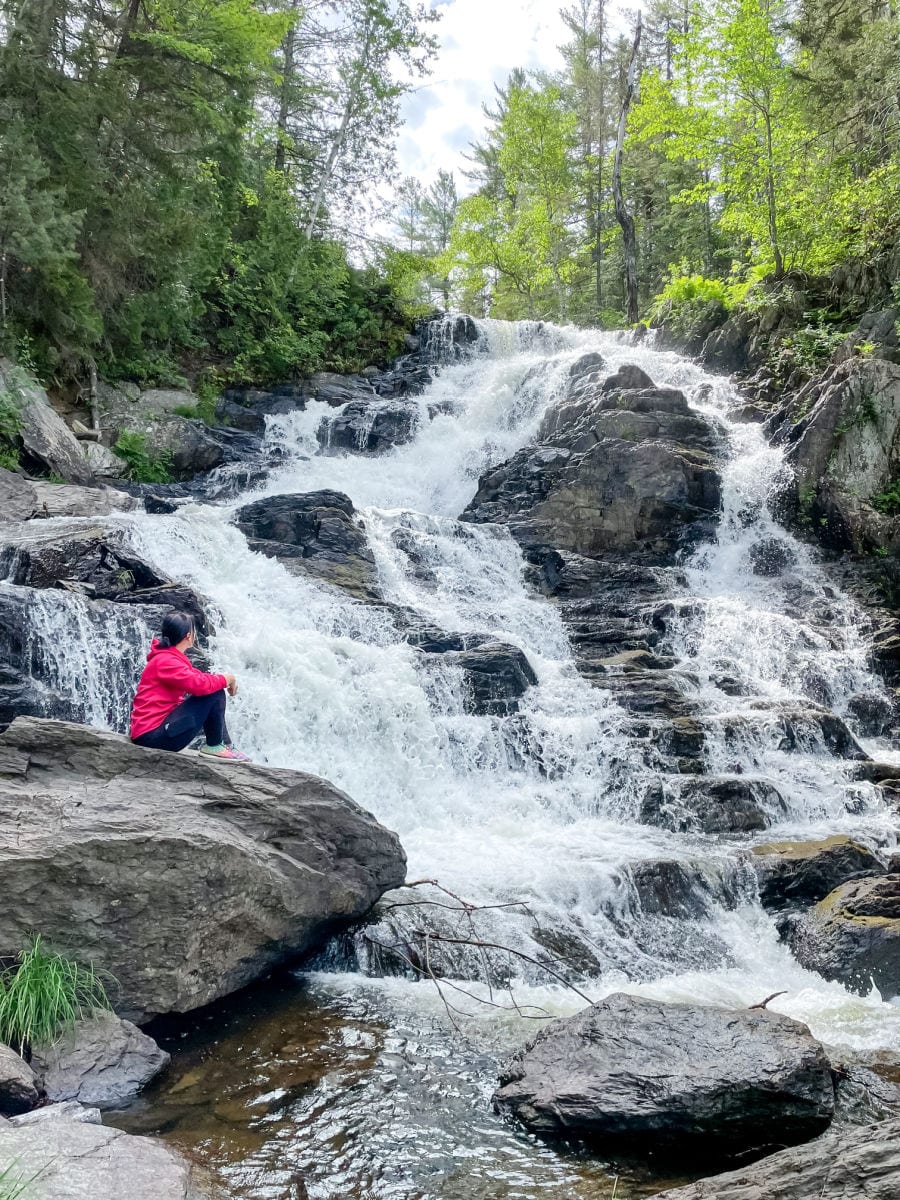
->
[0,1046,39,1117]
[747,537,797,577]
[789,874,900,997]
[0,468,37,522]
[0,717,406,1022]
[319,398,420,455]
[234,490,380,602]
[568,352,605,382]
[751,836,886,910]
[439,641,538,716]
[643,1115,900,1200]
[847,691,895,738]
[641,776,788,835]
[0,526,173,600]
[600,364,655,393]
[493,993,834,1158]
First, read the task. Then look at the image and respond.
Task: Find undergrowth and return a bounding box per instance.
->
[0,936,111,1056]
[112,430,174,484]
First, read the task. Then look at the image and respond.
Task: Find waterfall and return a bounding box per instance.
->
[12,322,899,1056]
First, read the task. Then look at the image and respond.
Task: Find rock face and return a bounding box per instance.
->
[234,490,380,601]
[789,874,900,998]
[645,1115,900,1200]
[462,376,721,558]
[0,467,38,522]
[0,1113,215,1200]
[32,1012,170,1108]
[0,1045,39,1116]
[319,398,420,454]
[493,993,834,1157]
[751,835,885,910]
[433,641,537,716]
[0,717,406,1022]
[28,482,140,519]
[0,361,94,484]
[640,776,788,835]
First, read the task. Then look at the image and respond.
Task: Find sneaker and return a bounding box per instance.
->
[199,744,252,762]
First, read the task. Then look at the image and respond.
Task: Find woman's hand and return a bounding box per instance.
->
[225,673,238,697]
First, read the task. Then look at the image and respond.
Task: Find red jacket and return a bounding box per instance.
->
[130,640,228,739]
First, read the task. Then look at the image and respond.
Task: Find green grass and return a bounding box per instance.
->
[112,430,174,484]
[0,936,111,1056]
[0,1159,43,1199]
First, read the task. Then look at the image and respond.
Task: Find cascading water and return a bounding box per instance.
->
[12,318,899,1197]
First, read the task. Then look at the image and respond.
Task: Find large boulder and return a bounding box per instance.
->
[645,1115,900,1200]
[0,467,37,522]
[0,524,169,598]
[29,482,139,519]
[0,1045,39,1116]
[789,874,900,998]
[751,835,886,910]
[0,717,406,1021]
[0,361,94,485]
[32,1011,169,1108]
[0,1113,215,1199]
[429,641,537,716]
[462,373,721,558]
[640,776,788,835]
[493,993,834,1158]
[319,398,420,454]
[234,490,380,602]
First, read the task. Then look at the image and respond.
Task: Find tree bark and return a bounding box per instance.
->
[612,12,641,324]
[274,0,301,174]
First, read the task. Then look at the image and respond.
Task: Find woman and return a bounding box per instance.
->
[130,609,251,761]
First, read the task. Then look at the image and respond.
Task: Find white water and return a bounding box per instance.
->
[12,322,900,1061]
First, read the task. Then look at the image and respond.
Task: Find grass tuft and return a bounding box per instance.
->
[0,936,111,1056]
[0,1158,43,1199]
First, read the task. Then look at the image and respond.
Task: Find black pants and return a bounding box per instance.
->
[133,690,230,753]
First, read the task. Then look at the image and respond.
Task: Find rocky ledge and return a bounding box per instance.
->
[0,717,406,1021]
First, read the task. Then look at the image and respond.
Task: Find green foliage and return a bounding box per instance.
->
[0,388,22,472]
[873,482,900,516]
[0,936,111,1056]
[0,1159,42,1200]
[112,432,174,484]
[769,317,847,380]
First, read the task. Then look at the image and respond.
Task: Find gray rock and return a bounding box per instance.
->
[752,835,885,910]
[747,537,796,577]
[0,524,169,597]
[10,1101,102,1126]
[32,1011,169,1108]
[235,490,380,602]
[0,1044,39,1116]
[29,483,138,518]
[0,360,93,484]
[789,874,900,998]
[0,467,37,521]
[640,776,788,835]
[600,363,655,392]
[0,1116,216,1199]
[438,641,538,716]
[644,1115,900,1200]
[80,441,127,479]
[319,398,420,454]
[0,717,406,1021]
[493,992,834,1157]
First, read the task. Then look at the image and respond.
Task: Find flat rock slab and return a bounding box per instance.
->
[0,1115,215,1199]
[0,1044,39,1116]
[494,993,834,1159]
[751,835,885,910]
[645,1115,900,1200]
[0,717,406,1021]
[32,1011,170,1108]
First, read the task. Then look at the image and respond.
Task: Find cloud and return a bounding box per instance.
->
[395,0,570,192]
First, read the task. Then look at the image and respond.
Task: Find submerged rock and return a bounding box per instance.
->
[32,1011,170,1108]
[0,717,406,1021]
[0,1045,39,1117]
[789,874,900,998]
[319,398,420,454]
[493,993,834,1158]
[645,1115,900,1200]
[751,835,885,910]
[0,1114,215,1199]
[234,490,380,602]
[439,641,538,716]
[640,776,788,835]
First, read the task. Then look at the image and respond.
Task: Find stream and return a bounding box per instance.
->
[16,320,900,1198]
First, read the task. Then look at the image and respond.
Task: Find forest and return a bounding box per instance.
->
[1,0,899,396]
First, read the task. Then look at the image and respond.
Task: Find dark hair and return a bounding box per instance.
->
[158,610,196,649]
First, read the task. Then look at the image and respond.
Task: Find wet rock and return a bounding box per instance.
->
[599,364,655,393]
[10,1101,101,1126]
[149,417,263,481]
[0,1045,39,1116]
[641,776,787,835]
[0,525,168,597]
[319,398,420,454]
[644,1114,900,1200]
[0,590,78,728]
[568,352,605,383]
[789,874,900,997]
[0,717,406,1021]
[0,361,94,485]
[32,1011,170,1108]
[628,859,742,918]
[0,467,37,521]
[747,537,796,577]
[847,691,895,737]
[439,641,538,716]
[714,704,867,760]
[29,482,139,519]
[0,1115,216,1199]
[751,835,885,910]
[234,490,380,602]
[493,993,834,1157]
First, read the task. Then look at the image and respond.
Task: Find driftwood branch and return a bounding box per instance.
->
[749,990,787,1010]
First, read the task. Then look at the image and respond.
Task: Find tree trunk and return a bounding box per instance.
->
[0,248,7,327]
[275,0,301,174]
[612,13,642,325]
[763,110,784,278]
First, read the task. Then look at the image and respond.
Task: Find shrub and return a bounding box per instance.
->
[112,431,173,483]
[0,387,23,472]
[0,936,111,1055]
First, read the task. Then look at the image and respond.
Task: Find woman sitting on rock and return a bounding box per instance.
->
[130,609,250,761]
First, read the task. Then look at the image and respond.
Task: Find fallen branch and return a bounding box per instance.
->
[749,990,787,1010]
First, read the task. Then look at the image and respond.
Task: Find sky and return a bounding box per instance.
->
[394,0,572,191]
